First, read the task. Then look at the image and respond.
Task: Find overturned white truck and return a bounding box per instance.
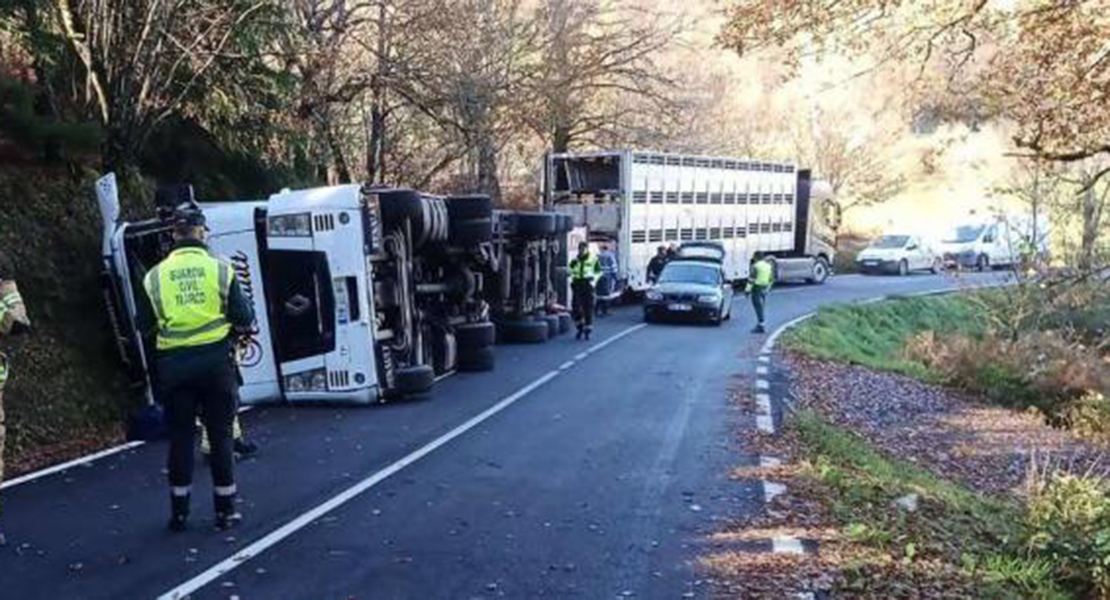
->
[95,175,573,407]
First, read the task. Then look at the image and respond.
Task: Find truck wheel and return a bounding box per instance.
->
[395,365,435,396]
[455,322,496,348]
[556,312,573,334]
[499,319,549,344]
[449,218,493,246]
[457,345,495,372]
[808,258,830,284]
[515,213,557,239]
[446,194,493,221]
[540,313,561,338]
[379,189,425,229]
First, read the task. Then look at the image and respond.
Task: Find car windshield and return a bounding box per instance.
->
[658,263,720,285]
[944,225,984,243]
[871,235,910,249]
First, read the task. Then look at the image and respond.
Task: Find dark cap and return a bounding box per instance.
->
[173,206,207,229]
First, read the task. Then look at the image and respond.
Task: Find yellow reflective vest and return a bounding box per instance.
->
[569,254,601,284]
[746,259,774,293]
[143,247,233,351]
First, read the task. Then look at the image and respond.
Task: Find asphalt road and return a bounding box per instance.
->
[0,271,1007,599]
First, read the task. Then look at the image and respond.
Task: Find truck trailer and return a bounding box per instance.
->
[543,150,841,295]
[95,174,572,408]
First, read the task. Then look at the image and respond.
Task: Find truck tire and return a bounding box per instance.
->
[556,312,572,334]
[395,365,435,396]
[457,345,495,372]
[515,213,557,239]
[455,322,496,348]
[540,313,561,338]
[379,189,425,229]
[446,194,493,221]
[499,319,549,344]
[808,258,830,284]
[449,218,493,246]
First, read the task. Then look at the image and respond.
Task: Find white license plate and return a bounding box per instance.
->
[668,303,693,312]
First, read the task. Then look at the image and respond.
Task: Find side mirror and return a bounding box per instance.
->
[906,244,918,251]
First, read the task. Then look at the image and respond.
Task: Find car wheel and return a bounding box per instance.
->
[898,259,909,277]
[498,319,549,344]
[977,254,989,272]
[644,310,655,323]
[931,258,942,274]
[456,345,495,372]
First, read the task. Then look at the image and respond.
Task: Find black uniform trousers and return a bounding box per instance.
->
[571,279,596,330]
[158,352,238,494]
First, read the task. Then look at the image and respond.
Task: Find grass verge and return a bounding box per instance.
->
[792,408,1068,598]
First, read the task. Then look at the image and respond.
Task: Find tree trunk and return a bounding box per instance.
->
[476,134,501,204]
[1078,183,1103,273]
[552,124,571,154]
[367,0,389,184]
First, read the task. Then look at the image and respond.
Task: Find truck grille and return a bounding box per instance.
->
[329,369,350,389]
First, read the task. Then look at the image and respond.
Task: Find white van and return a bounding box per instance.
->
[856,234,942,275]
[941,215,1049,270]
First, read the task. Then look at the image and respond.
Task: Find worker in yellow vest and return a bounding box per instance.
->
[0,275,30,546]
[568,242,602,340]
[140,207,255,532]
[745,252,774,334]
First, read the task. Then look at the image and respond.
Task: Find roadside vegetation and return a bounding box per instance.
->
[744,280,1110,597]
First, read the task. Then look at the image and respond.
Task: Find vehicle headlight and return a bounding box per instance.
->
[646,290,663,301]
[285,367,327,392]
[268,213,313,237]
[697,294,721,304]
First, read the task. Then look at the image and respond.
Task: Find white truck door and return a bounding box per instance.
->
[203,208,283,405]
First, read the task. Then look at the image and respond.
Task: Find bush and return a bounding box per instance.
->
[1064,392,1110,443]
[905,330,1110,420]
[1026,472,1110,596]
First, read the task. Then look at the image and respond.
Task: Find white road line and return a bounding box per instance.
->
[771,537,806,554]
[755,393,772,416]
[586,323,647,354]
[755,365,769,376]
[3,405,257,490]
[157,324,647,600]
[558,361,575,370]
[755,379,770,391]
[763,481,786,503]
[574,353,588,360]
[760,313,816,355]
[757,355,770,364]
[756,415,775,434]
[1,441,146,490]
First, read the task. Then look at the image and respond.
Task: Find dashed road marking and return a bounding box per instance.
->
[756,415,775,434]
[755,365,769,376]
[755,379,770,391]
[772,537,806,554]
[757,355,770,364]
[763,481,787,503]
[558,361,575,370]
[755,393,772,416]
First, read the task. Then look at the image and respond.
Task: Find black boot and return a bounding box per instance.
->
[214,493,243,531]
[234,438,259,459]
[575,326,584,340]
[168,493,190,533]
[584,327,592,340]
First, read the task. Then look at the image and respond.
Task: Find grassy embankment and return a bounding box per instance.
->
[778,290,1110,597]
[0,167,147,472]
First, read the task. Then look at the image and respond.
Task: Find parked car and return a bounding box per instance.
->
[856,233,942,276]
[644,243,734,325]
[941,214,1050,271]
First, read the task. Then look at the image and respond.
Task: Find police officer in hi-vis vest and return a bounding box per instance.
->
[568,242,602,340]
[0,274,30,546]
[139,207,255,532]
[745,252,775,334]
